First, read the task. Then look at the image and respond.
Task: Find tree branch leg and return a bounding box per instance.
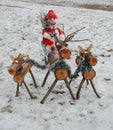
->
[16,83,20,97]
[40,79,57,104]
[29,69,38,88]
[64,79,75,100]
[90,80,100,98]
[76,78,85,99]
[23,80,33,99]
[41,70,50,87]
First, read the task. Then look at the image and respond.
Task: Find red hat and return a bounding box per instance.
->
[44,10,57,21]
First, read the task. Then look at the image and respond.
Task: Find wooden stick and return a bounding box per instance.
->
[71,39,90,42]
[89,80,100,98]
[69,79,72,85]
[76,78,85,99]
[40,79,58,104]
[86,80,89,85]
[64,79,75,100]
[41,70,50,87]
[23,80,33,99]
[29,69,38,88]
[16,83,20,97]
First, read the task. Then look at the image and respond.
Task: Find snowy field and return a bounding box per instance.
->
[0,0,113,130]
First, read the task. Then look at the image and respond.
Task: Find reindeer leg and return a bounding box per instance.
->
[16,83,20,97]
[69,79,72,85]
[40,79,57,104]
[29,69,38,88]
[76,78,85,99]
[64,79,75,100]
[20,82,23,86]
[41,70,50,87]
[86,80,89,85]
[23,80,33,99]
[89,80,100,98]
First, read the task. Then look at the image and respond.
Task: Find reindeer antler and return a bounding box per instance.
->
[64,34,75,42]
[10,53,23,61]
[78,46,85,54]
[10,55,15,61]
[18,54,23,59]
[87,44,93,53]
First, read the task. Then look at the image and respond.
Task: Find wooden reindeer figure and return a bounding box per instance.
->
[8,54,37,99]
[41,33,74,88]
[40,34,75,103]
[73,44,100,99]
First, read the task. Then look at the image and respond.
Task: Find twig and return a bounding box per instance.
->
[71,39,91,42]
[67,27,86,37]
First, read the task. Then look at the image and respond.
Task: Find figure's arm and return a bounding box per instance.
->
[57,27,65,41]
[42,31,53,46]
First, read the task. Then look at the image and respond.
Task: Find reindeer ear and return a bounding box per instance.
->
[78,46,85,54]
[18,54,23,59]
[26,54,29,58]
[10,55,15,61]
[65,34,75,42]
[87,44,93,53]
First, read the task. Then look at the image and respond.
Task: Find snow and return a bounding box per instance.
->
[0,0,113,130]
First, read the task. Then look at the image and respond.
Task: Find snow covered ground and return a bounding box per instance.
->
[0,0,113,130]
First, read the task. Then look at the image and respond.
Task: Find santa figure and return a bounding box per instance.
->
[41,10,65,56]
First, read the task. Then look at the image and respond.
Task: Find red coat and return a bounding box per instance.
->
[42,27,65,46]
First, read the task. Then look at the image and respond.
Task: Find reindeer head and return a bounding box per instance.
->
[55,33,74,48]
[77,44,97,66]
[55,34,75,59]
[8,54,28,75]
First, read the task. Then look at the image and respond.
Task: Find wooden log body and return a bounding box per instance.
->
[82,69,96,80]
[48,51,59,65]
[55,68,68,80]
[85,53,97,66]
[13,62,32,83]
[8,58,24,75]
[59,47,71,59]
